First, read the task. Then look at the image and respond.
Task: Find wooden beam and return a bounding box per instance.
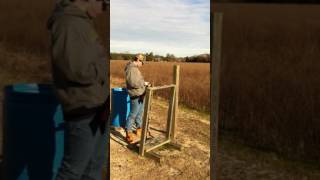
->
[211,12,223,180]
[167,142,183,151]
[145,151,163,164]
[145,139,170,153]
[166,86,176,139]
[171,65,180,139]
[139,88,152,156]
[145,89,153,142]
[148,84,175,91]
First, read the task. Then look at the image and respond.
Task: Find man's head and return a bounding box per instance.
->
[71,0,108,18]
[134,54,144,67]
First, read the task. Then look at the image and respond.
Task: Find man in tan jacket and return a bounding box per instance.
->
[125,54,150,143]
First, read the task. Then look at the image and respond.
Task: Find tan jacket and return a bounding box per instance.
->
[125,61,145,97]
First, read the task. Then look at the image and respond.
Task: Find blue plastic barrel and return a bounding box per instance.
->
[111,88,130,128]
[2,83,64,180]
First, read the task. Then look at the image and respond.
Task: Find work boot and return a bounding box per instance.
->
[136,128,142,138]
[126,132,135,144]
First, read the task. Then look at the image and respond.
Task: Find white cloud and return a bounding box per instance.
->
[111,0,209,57]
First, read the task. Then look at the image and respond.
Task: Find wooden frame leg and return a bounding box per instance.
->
[139,89,152,156]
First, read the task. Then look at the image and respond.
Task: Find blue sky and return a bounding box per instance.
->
[110,0,210,57]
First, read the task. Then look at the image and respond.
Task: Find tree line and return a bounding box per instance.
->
[110,52,210,63]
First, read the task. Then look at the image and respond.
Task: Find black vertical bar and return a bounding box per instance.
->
[105,0,110,179]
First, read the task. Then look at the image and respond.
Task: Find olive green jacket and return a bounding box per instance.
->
[48,3,109,113]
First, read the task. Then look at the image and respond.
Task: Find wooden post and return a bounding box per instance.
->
[171,65,180,140]
[145,139,171,153]
[139,88,153,156]
[211,12,223,180]
[166,86,176,140]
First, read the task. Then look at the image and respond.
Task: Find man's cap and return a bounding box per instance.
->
[135,54,145,61]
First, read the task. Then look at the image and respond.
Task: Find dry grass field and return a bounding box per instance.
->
[0,0,107,55]
[214,3,320,162]
[111,60,210,112]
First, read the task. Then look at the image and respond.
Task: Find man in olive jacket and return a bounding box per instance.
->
[48,0,109,179]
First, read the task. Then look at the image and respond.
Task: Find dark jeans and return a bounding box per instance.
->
[56,112,108,180]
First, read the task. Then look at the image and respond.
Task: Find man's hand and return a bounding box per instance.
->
[144,81,151,87]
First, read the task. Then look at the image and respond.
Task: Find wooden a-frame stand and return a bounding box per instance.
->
[138,65,182,163]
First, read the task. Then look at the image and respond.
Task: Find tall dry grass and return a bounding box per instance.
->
[0,43,52,96]
[215,3,320,162]
[0,0,108,92]
[111,60,210,112]
[0,0,107,55]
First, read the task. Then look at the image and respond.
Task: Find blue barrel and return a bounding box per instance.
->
[2,83,64,180]
[111,88,130,128]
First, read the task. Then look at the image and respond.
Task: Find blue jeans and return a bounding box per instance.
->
[125,97,144,133]
[56,113,108,180]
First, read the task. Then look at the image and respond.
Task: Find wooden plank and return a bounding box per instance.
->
[171,65,180,139]
[148,84,175,91]
[145,151,163,164]
[145,139,170,153]
[145,90,153,140]
[167,142,183,151]
[166,86,176,139]
[211,12,223,180]
[139,88,152,156]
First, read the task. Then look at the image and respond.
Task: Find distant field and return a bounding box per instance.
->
[111,60,210,112]
[214,3,320,162]
[0,0,107,55]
